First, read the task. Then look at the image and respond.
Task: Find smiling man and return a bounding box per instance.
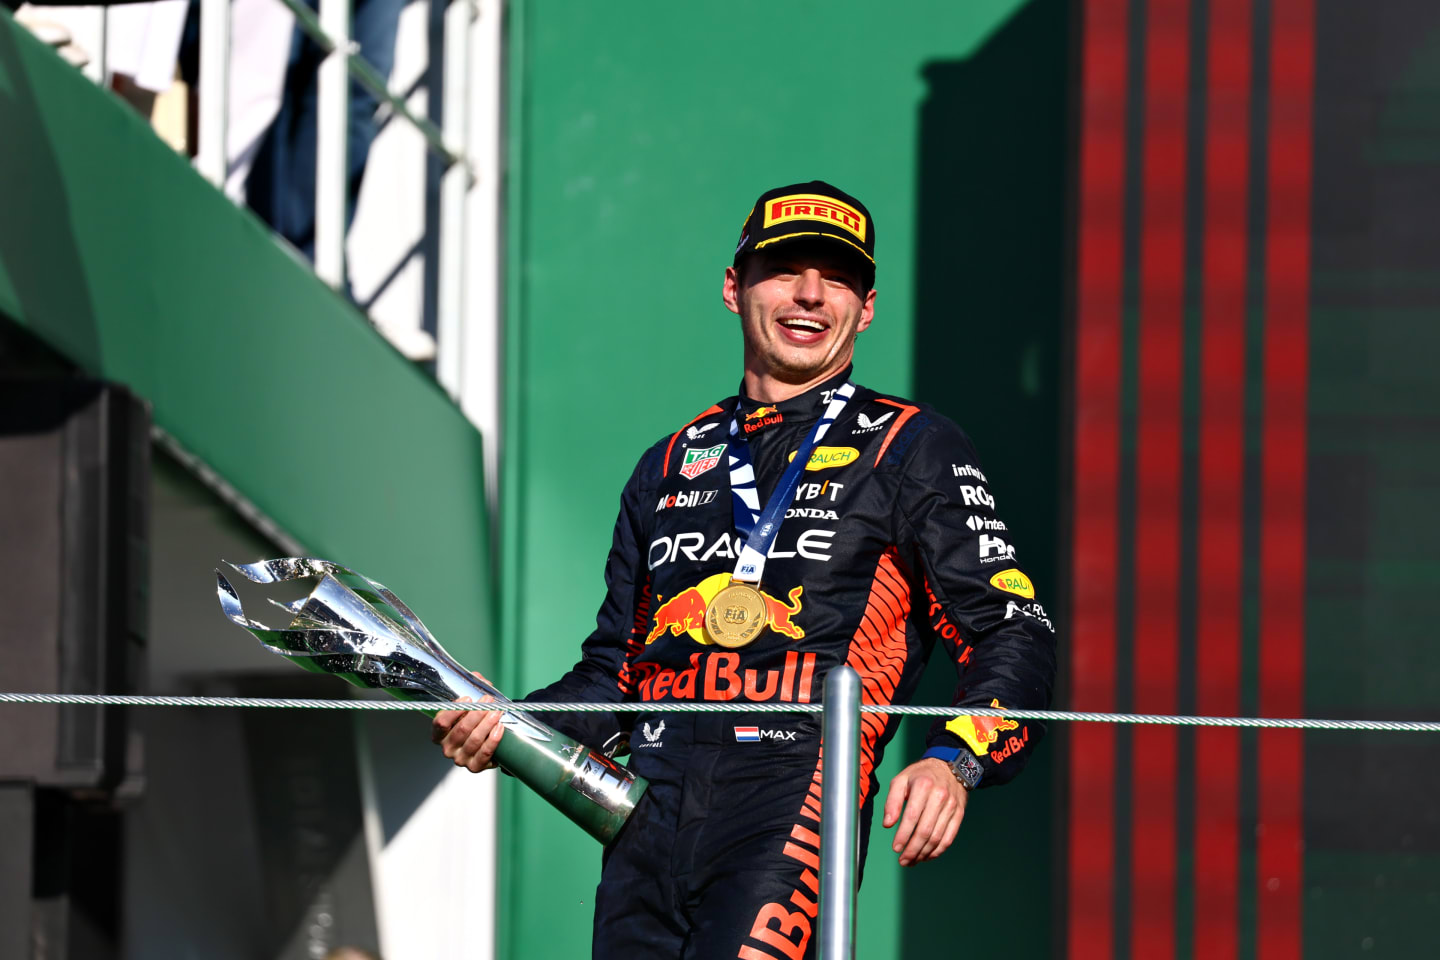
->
[433,181,1057,960]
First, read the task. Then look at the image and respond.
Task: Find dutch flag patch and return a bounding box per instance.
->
[733,726,760,742]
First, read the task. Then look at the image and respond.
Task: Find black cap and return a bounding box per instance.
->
[733,180,876,285]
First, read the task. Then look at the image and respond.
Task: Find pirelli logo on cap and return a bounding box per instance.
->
[763,194,867,242]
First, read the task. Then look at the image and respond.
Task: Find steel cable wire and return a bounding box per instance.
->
[0,692,1437,732]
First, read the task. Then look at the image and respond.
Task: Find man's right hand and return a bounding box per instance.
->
[430,672,506,773]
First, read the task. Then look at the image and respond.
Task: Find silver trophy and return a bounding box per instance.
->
[216,557,646,844]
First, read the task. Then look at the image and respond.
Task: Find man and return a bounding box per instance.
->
[433,181,1056,959]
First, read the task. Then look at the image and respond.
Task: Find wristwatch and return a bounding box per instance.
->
[922,745,983,791]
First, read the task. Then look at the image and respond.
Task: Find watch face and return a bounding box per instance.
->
[952,751,983,790]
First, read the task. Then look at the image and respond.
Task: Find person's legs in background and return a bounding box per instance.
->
[244,0,406,286]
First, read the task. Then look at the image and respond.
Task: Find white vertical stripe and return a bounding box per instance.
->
[314,0,349,288]
[196,0,230,186]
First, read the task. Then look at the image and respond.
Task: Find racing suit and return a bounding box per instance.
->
[528,366,1056,960]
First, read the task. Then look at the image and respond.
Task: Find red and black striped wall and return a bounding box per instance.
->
[1067,0,1440,956]
[905,0,1440,953]
[1068,0,1312,956]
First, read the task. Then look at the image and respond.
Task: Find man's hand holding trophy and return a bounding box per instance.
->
[216,557,646,844]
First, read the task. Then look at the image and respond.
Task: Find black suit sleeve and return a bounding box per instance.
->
[894,418,1057,787]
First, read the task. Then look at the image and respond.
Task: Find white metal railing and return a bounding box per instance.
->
[195,0,229,187]
[195,0,477,396]
[312,0,349,287]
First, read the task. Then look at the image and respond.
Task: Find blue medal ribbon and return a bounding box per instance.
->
[726,382,854,583]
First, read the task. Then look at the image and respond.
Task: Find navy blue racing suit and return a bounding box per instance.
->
[528,367,1056,959]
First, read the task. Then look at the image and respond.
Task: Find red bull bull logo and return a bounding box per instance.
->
[743,405,784,434]
[763,586,804,639]
[944,698,1020,757]
[648,587,709,642]
[647,573,804,644]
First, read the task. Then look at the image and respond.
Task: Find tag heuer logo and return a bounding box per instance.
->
[680,443,726,480]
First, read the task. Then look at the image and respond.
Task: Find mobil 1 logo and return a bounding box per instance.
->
[656,489,719,512]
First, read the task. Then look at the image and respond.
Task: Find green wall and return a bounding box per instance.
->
[0,12,495,662]
[501,1,1070,956]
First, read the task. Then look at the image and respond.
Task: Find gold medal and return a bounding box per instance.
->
[705,580,770,649]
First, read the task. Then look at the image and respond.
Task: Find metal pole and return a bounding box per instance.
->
[457,0,506,539]
[315,0,351,288]
[435,0,475,397]
[817,665,861,959]
[196,0,231,187]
